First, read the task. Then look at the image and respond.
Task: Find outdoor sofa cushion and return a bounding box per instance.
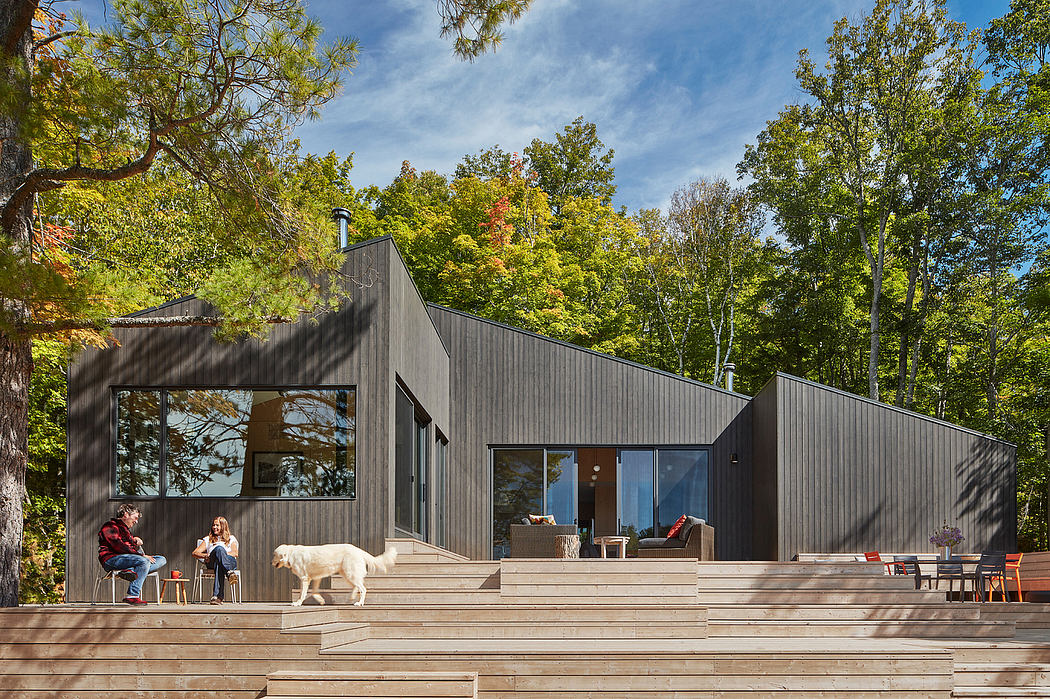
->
[638,536,686,549]
[666,514,688,539]
[678,516,706,541]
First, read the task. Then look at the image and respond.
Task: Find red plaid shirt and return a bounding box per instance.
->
[97,518,139,563]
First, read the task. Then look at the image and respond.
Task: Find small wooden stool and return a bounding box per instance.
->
[160,578,188,605]
[594,535,629,559]
[554,534,580,558]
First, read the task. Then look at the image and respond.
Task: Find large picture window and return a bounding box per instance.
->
[114,388,356,498]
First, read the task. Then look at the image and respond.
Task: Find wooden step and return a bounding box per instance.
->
[343,573,500,591]
[385,538,471,563]
[299,589,503,605]
[340,562,501,578]
[708,604,982,621]
[267,670,477,698]
[708,619,1014,638]
[976,604,1050,629]
[953,689,1050,697]
[700,562,889,575]
[319,639,954,694]
[354,620,707,640]
[956,663,1050,686]
[284,603,708,626]
[697,574,919,590]
[699,589,951,604]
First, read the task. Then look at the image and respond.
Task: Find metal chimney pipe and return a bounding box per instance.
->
[332,207,351,249]
[723,362,736,392]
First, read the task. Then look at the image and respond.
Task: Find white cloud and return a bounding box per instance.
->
[297,0,1008,210]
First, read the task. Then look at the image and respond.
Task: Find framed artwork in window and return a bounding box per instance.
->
[253,451,303,489]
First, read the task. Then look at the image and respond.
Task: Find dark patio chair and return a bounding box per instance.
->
[892,555,931,590]
[973,551,1010,602]
[934,560,967,602]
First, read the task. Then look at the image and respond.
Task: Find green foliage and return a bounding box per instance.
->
[20,340,67,604]
[524,117,616,213]
[435,0,534,60]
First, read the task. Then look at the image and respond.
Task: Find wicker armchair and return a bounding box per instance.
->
[637,518,715,560]
[509,524,579,557]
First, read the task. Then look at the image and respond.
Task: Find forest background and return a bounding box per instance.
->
[18,0,1050,602]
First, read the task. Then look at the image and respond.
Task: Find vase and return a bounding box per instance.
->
[942,545,952,560]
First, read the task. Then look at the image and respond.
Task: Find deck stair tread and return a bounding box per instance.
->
[284,604,708,624]
[708,604,982,620]
[319,635,959,655]
[267,669,478,698]
[957,684,1050,692]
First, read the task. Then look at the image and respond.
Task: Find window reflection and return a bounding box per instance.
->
[116,391,161,496]
[491,449,544,558]
[657,449,708,534]
[115,388,356,498]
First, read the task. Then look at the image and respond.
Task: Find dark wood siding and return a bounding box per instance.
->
[427,306,753,560]
[66,238,412,602]
[773,373,1016,559]
[386,245,451,540]
[750,377,778,560]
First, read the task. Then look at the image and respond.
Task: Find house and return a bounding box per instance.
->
[65,235,1016,601]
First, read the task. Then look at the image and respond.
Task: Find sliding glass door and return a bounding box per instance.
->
[490,445,708,558]
[618,448,709,551]
[491,448,577,558]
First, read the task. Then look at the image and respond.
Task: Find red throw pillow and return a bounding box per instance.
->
[666,514,687,539]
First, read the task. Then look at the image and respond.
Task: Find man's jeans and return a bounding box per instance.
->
[206,547,238,599]
[103,553,167,599]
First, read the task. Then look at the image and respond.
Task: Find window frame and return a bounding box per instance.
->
[111,384,358,501]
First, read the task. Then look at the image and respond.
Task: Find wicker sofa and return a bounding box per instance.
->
[636,516,715,560]
[509,524,578,557]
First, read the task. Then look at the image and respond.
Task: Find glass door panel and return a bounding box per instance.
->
[545,450,577,528]
[491,449,544,558]
[617,449,655,553]
[657,449,708,535]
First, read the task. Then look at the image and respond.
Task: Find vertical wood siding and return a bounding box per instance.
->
[386,246,451,539]
[750,378,778,560]
[773,373,1016,559]
[66,238,438,602]
[427,306,754,561]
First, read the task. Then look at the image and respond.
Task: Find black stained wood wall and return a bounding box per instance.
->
[66,238,450,602]
[427,305,754,561]
[770,373,1017,560]
[750,377,778,560]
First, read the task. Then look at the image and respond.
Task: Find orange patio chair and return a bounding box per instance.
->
[1005,553,1023,600]
[864,550,896,575]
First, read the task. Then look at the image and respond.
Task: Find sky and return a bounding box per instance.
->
[81,0,1015,213]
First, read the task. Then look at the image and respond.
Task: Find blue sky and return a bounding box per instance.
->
[293,0,1013,212]
[81,0,1015,212]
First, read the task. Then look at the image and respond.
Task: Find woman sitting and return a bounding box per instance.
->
[192,516,239,604]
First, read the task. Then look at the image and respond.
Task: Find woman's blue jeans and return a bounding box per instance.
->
[207,548,238,599]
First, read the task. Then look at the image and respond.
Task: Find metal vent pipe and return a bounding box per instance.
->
[723,362,736,392]
[332,207,351,249]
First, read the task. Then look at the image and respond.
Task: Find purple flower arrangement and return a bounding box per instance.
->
[930,523,964,548]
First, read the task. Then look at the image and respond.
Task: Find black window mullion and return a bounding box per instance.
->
[159,390,168,497]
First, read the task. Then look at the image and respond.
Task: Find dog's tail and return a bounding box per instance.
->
[367,545,398,574]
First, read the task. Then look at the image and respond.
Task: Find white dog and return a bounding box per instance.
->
[271,543,397,606]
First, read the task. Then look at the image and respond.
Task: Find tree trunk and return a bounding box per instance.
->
[0,336,31,607]
[0,0,35,607]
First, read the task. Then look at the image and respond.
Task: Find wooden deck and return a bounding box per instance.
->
[5,555,1050,697]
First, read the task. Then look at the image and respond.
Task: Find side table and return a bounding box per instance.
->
[594,535,629,559]
[160,577,188,605]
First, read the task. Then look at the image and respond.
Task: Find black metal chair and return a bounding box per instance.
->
[934,559,967,602]
[973,551,1010,602]
[892,555,931,590]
